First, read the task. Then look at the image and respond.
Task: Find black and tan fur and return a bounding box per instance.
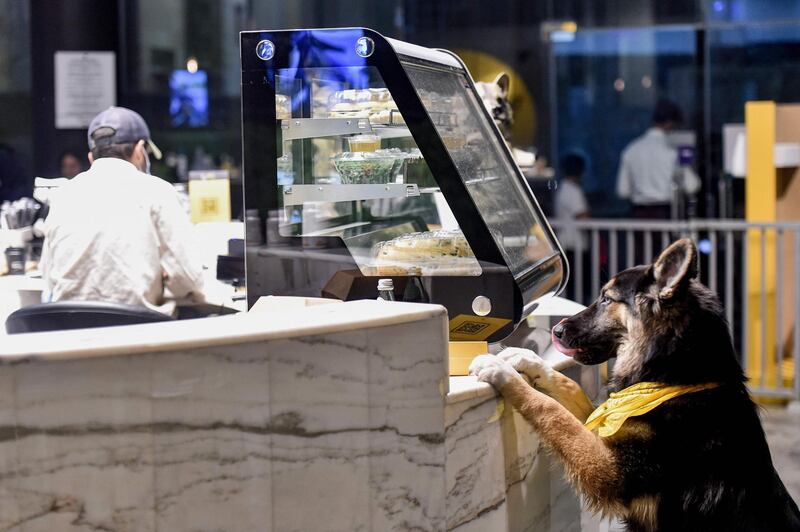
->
[471,239,800,531]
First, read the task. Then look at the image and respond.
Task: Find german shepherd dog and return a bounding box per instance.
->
[470,239,800,531]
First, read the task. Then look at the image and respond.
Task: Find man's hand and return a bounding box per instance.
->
[468,354,524,389]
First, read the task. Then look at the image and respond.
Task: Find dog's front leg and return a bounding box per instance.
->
[470,355,620,509]
[496,347,596,422]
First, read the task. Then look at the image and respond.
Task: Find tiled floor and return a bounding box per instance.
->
[762,403,800,503]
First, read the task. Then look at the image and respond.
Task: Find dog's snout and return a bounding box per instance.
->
[553,322,565,339]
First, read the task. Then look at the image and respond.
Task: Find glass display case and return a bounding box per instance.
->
[240,28,566,342]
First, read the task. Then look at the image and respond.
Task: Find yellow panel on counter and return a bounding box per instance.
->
[448,314,511,341]
[189,176,231,223]
[449,341,489,376]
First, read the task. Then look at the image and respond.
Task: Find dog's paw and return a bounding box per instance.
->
[496,347,554,386]
[468,354,521,389]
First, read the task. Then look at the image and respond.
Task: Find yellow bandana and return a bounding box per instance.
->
[585,381,719,437]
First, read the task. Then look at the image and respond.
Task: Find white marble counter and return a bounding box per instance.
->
[444,373,601,531]
[0,298,597,531]
[0,301,450,531]
[442,296,604,532]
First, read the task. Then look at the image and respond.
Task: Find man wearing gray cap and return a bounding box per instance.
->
[40,106,204,314]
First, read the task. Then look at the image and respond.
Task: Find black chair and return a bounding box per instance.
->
[5,300,174,334]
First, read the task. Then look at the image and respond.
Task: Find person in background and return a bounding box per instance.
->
[555,152,591,302]
[616,98,700,219]
[59,149,84,178]
[41,106,204,315]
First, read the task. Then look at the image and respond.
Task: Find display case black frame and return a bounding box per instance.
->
[240,27,567,343]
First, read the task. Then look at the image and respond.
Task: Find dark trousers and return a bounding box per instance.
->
[632,203,671,263]
[632,203,671,220]
[565,249,593,304]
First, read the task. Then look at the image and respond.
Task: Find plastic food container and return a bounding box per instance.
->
[370,229,482,276]
[332,150,408,184]
[348,134,381,152]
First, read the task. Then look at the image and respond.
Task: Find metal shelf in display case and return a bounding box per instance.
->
[281,183,420,206]
[278,118,412,142]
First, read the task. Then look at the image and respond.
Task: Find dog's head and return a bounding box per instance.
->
[475,73,514,138]
[552,239,710,375]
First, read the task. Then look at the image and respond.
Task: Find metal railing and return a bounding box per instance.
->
[549,219,800,401]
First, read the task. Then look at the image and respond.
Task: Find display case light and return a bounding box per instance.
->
[355,37,375,58]
[255,39,275,61]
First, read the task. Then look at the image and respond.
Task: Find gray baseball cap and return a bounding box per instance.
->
[87,106,162,159]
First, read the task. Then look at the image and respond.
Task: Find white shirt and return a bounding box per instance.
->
[617,127,700,205]
[555,179,589,251]
[41,158,204,315]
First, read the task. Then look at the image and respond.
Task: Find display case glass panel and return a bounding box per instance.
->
[402,60,556,278]
[273,64,481,277]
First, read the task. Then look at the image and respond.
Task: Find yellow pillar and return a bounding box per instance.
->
[744,101,777,392]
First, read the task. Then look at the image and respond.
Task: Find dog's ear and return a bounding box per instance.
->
[493,72,510,95]
[653,239,698,300]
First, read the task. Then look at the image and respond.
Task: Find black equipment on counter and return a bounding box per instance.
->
[5,301,174,334]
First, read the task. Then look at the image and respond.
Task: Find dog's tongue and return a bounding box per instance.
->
[551,327,581,357]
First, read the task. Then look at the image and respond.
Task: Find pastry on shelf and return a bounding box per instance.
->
[372,229,481,276]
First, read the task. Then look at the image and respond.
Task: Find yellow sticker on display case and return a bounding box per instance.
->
[448,314,512,341]
[189,174,231,223]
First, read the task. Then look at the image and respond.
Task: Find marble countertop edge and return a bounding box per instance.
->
[0,300,448,362]
[447,375,536,405]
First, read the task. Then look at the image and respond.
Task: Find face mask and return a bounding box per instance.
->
[143,149,151,175]
[136,141,151,174]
